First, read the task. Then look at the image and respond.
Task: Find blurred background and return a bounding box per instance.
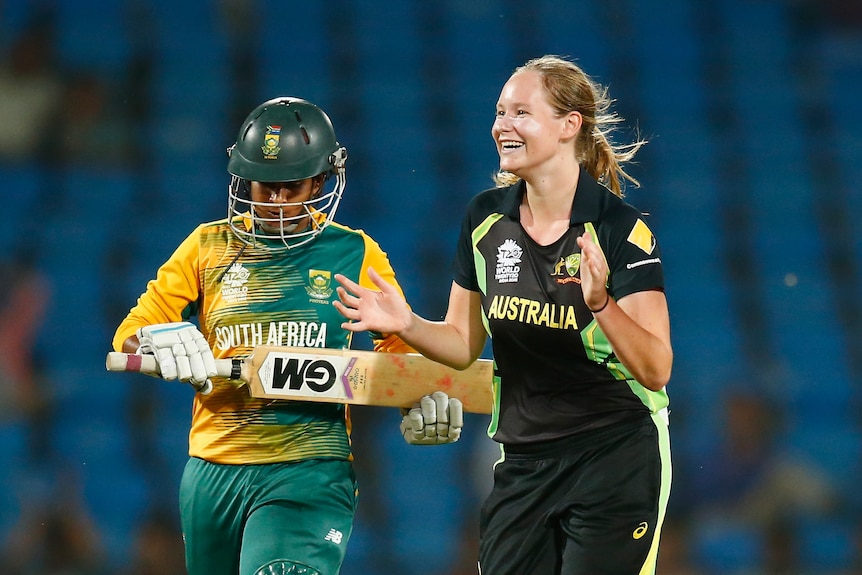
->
[0,0,860,573]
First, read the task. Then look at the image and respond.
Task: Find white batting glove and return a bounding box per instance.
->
[136,322,217,391]
[400,391,464,445]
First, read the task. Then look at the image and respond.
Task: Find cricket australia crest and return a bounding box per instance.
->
[565,253,581,276]
[552,253,582,285]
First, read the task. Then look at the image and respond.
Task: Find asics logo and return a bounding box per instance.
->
[632,522,649,539]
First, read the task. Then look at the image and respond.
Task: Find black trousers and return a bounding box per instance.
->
[478,411,672,575]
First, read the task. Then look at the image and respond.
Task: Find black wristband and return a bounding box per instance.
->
[588,294,610,314]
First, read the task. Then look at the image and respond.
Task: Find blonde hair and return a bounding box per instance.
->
[494,55,646,197]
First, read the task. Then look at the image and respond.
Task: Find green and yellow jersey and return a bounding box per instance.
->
[452,171,669,445]
[114,215,412,464]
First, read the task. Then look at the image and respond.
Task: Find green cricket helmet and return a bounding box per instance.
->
[227,97,348,250]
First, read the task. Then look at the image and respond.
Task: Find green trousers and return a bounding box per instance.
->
[179,456,358,575]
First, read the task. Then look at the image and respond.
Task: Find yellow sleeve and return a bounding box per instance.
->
[358,232,417,354]
[112,226,203,351]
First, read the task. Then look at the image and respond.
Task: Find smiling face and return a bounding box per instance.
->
[492,70,581,181]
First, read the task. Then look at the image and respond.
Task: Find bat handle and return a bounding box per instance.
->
[105,351,218,395]
[106,351,159,374]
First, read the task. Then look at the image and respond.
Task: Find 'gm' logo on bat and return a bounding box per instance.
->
[258,351,352,401]
[273,357,337,392]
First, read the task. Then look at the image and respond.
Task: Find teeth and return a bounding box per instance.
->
[501,141,523,149]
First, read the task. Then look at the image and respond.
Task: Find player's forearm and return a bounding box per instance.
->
[595,295,673,391]
[398,314,481,371]
[398,283,487,370]
[609,333,673,391]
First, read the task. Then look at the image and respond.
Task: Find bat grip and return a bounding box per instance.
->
[105,352,215,395]
[106,351,158,374]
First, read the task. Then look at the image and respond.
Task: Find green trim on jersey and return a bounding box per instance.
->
[471,213,505,439]
[471,213,503,312]
[488,367,502,440]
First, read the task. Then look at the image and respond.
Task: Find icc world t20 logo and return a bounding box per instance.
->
[221,262,250,303]
[495,239,522,284]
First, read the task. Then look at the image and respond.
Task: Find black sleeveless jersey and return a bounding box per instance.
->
[452,173,670,445]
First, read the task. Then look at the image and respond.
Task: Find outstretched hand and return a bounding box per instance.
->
[333,267,413,335]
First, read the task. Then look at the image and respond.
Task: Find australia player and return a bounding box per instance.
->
[334,56,673,574]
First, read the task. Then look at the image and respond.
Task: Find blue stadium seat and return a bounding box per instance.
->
[55,1,131,74]
[779,423,862,499]
[255,1,331,106]
[798,518,857,571]
[371,425,473,574]
[0,423,28,539]
[0,163,43,255]
[693,520,762,574]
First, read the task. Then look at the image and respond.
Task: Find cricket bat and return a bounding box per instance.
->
[106,346,494,414]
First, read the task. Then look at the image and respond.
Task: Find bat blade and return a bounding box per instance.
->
[245,346,494,414]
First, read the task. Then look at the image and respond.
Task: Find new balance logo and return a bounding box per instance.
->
[324,529,343,544]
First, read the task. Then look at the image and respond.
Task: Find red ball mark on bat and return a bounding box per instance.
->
[386,389,395,397]
[436,375,454,391]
